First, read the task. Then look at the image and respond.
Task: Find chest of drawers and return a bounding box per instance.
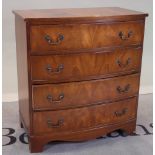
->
[13,7,148,153]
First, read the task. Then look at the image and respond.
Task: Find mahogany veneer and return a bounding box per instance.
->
[13,7,148,153]
[30,21,144,52]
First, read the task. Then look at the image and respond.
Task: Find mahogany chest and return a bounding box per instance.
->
[13,7,148,153]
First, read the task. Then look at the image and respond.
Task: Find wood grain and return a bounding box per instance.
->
[30,21,144,53]
[31,47,142,83]
[15,16,30,133]
[29,119,136,153]
[32,74,140,110]
[33,97,137,134]
[13,7,148,24]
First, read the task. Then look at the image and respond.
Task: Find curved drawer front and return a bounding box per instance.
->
[31,48,142,83]
[32,74,140,110]
[30,21,144,54]
[33,97,137,134]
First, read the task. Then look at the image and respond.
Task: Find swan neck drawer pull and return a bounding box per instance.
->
[116,58,131,68]
[119,31,133,40]
[44,34,64,45]
[115,108,128,117]
[46,64,64,74]
[47,118,64,128]
[47,93,64,104]
[116,84,130,93]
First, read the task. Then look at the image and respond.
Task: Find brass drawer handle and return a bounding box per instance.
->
[44,34,64,45]
[116,58,131,68]
[115,108,128,117]
[47,93,64,104]
[47,118,64,128]
[119,31,133,40]
[116,84,130,93]
[46,64,64,74]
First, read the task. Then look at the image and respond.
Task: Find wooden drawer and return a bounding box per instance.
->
[33,97,137,134]
[31,47,142,83]
[30,21,144,54]
[32,74,140,110]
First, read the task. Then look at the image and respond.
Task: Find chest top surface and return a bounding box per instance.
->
[13,7,148,23]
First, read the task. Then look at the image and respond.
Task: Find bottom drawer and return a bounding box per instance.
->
[33,97,137,135]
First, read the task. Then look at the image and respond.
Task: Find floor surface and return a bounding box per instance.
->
[2,94,153,155]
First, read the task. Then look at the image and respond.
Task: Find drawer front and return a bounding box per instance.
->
[30,21,144,53]
[32,74,140,110]
[31,48,142,83]
[33,97,137,134]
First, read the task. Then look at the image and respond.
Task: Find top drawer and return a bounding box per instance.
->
[30,21,144,54]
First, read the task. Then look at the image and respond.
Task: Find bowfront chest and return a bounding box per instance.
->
[13,7,148,153]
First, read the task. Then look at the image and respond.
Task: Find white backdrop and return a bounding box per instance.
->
[2,0,153,101]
